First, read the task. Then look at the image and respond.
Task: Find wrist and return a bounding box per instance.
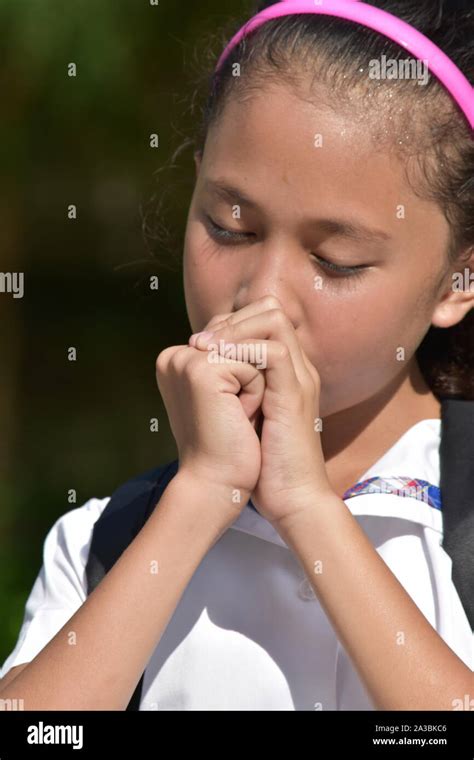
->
[144,472,240,573]
[166,469,251,530]
[268,488,340,536]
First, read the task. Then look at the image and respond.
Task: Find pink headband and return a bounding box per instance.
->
[215,0,474,130]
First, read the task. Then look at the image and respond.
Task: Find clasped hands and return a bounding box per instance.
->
[188,295,334,526]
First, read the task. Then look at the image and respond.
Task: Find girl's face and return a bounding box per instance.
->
[183,83,455,417]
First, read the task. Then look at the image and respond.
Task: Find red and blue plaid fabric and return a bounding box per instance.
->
[248,476,442,512]
[342,476,441,511]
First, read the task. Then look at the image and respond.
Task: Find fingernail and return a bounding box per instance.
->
[190,330,214,346]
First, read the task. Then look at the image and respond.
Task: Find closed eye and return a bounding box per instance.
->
[204,214,369,278]
[309,253,368,278]
[204,214,252,243]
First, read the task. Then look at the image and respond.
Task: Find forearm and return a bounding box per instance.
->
[272,493,473,711]
[0,473,234,710]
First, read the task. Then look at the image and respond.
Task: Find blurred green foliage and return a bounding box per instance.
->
[0,0,251,664]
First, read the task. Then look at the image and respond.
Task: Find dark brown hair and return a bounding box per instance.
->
[143,0,474,399]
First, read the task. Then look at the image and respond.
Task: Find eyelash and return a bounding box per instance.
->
[204,215,368,279]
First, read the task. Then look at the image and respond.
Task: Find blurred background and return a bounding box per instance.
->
[0,0,249,661]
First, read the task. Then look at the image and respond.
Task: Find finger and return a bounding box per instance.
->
[202,312,233,331]
[201,337,300,400]
[217,356,266,424]
[300,346,321,391]
[194,309,307,385]
[232,363,265,425]
[201,295,284,334]
[156,344,193,373]
[216,355,265,429]
[172,345,266,425]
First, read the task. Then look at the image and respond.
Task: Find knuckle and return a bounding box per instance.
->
[155,346,174,373]
[273,341,290,361]
[156,345,190,375]
[221,314,235,330]
[268,307,290,329]
[206,313,230,329]
[261,295,282,311]
[169,349,190,373]
[184,354,210,382]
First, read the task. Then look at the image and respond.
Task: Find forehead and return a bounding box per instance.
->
[198,83,450,260]
[201,84,412,229]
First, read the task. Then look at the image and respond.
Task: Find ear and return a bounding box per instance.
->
[431,248,474,328]
[194,150,202,178]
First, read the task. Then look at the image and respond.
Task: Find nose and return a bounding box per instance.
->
[233,244,302,330]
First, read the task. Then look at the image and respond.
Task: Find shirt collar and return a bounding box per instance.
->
[231,418,442,547]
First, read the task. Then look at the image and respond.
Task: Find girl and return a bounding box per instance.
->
[0,0,473,710]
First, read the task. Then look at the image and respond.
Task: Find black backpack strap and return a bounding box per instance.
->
[440,398,474,631]
[85,458,180,709]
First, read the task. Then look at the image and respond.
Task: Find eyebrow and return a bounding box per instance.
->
[203,178,392,244]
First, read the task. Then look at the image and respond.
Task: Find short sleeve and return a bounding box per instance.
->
[0,496,110,680]
[335,509,473,709]
[344,492,473,669]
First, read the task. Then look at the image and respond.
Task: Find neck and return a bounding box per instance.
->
[321,360,441,497]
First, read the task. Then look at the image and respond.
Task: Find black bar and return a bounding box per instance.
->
[0,709,473,757]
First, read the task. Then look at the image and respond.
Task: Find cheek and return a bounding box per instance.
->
[305,283,428,410]
[183,228,240,331]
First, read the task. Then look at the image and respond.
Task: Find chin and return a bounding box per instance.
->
[319,392,351,420]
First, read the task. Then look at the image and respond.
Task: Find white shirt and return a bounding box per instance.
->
[1,418,472,709]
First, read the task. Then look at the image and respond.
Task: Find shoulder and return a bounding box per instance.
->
[0,496,111,679]
[44,495,112,558]
[343,418,442,531]
[50,460,179,565]
[51,495,112,534]
[0,462,178,680]
[341,415,473,664]
[33,495,113,605]
[96,460,179,519]
[85,460,180,594]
